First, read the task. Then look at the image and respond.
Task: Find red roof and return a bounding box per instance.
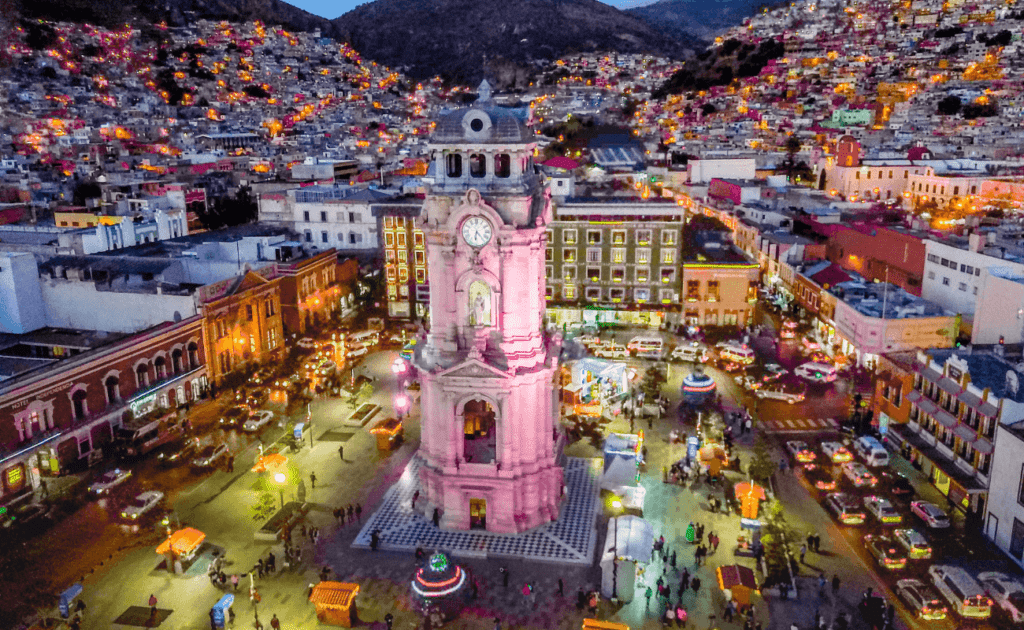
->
[810,262,853,288]
[541,156,580,170]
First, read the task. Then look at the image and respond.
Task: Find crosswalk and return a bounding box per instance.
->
[761,417,840,433]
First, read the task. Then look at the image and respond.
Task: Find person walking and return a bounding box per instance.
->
[267,551,276,574]
[813,533,822,553]
[493,618,501,630]
[356,504,362,522]
[831,574,841,597]
[558,578,564,597]
[710,533,720,554]
[690,577,701,595]
[779,458,788,475]
[347,505,354,522]
[744,417,752,434]
[209,608,218,630]
[148,594,158,620]
[385,613,394,630]
[432,508,441,528]
[680,569,690,592]
[501,566,509,588]
[724,600,736,623]
[232,573,240,591]
[310,472,317,489]
[338,445,344,461]
[800,544,807,564]
[269,614,280,630]
[818,572,826,598]
[645,586,653,609]
[670,550,677,569]
[412,490,420,509]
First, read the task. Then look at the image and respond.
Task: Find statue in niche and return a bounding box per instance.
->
[469,280,491,326]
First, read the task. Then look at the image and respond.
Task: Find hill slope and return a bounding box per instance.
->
[628,0,768,44]
[331,0,690,83]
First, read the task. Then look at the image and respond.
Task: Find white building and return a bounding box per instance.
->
[257,185,389,252]
[985,418,1024,569]
[921,235,1024,320]
[0,252,46,334]
[973,267,1024,345]
[687,158,756,184]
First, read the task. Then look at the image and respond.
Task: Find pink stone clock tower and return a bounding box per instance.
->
[413,87,564,533]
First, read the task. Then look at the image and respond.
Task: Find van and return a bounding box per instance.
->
[928,565,992,619]
[670,344,706,363]
[595,344,629,359]
[794,362,838,383]
[349,330,380,347]
[117,413,184,457]
[854,436,890,467]
[627,336,664,359]
[719,344,756,365]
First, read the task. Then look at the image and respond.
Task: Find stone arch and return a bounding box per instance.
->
[171,345,184,374]
[134,360,150,389]
[186,338,201,369]
[153,353,168,380]
[454,392,502,465]
[455,269,501,329]
[102,370,122,406]
[69,384,89,421]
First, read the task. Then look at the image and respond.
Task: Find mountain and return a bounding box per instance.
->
[628,0,768,45]
[331,0,692,84]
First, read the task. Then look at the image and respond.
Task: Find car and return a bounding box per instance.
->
[120,490,165,520]
[720,360,747,373]
[735,375,762,391]
[243,410,275,432]
[192,444,230,468]
[248,368,274,385]
[821,442,854,463]
[896,579,948,621]
[825,492,866,525]
[780,327,796,340]
[88,468,132,495]
[576,334,602,348]
[1,501,53,531]
[594,344,629,359]
[670,343,707,363]
[786,441,817,463]
[246,388,269,408]
[893,528,932,560]
[880,470,915,498]
[755,387,805,404]
[155,439,199,466]
[911,501,951,528]
[296,337,317,349]
[762,364,788,383]
[863,495,902,525]
[841,462,879,488]
[802,463,837,493]
[219,405,250,428]
[978,572,1024,623]
[864,534,907,570]
[316,361,337,377]
[346,344,369,359]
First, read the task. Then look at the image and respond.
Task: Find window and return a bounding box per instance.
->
[636,267,650,283]
[494,154,510,178]
[661,250,675,265]
[385,232,394,247]
[928,271,935,280]
[563,230,577,245]
[662,230,677,246]
[612,248,626,264]
[747,281,758,301]
[965,265,973,275]
[398,250,407,263]
[1011,518,1024,560]
[611,230,626,245]
[941,258,949,267]
[960,264,966,273]
[586,248,602,263]
[386,250,396,263]
[587,230,602,245]
[384,216,395,228]
[1016,463,1024,507]
[304,230,312,242]
[927,254,939,263]
[587,267,601,281]
[320,211,328,222]
[546,248,553,262]
[414,251,425,265]
[414,232,425,248]
[303,210,310,222]
[546,266,553,280]
[609,288,625,302]
[349,211,360,223]
[563,285,576,300]
[321,231,329,243]
[563,250,576,263]
[958,282,967,291]
[973,287,978,295]
[469,153,486,177]
[415,268,426,283]
[399,285,409,297]
[687,280,700,301]
[265,299,275,317]
[637,230,652,245]
[246,305,254,321]
[636,248,650,265]
[707,280,720,302]
[545,287,553,300]
[661,268,676,284]
[635,288,650,302]
[660,289,674,303]
[612,267,625,283]
[564,266,577,281]
[399,268,409,283]
[446,153,463,177]
[975,268,981,276]
[349,233,363,244]
[942,277,950,286]
[586,287,602,300]
[397,232,406,247]
[267,327,278,350]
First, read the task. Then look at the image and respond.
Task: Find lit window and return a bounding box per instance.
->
[635,288,650,302]
[414,232,425,248]
[612,230,626,245]
[612,267,625,282]
[564,250,576,263]
[415,268,427,283]
[470,154,486,178]
[564,285,576,300]
[564,266,577,281]
[563,230,577,245]
[636,248,650,265]
[662,250,675,265]
[636,267,650,283]
[610,288,625,302]
[384,216,395,228]
[612,248,626,264]
[586,287,602,300]
[662,230,677,245]
[587,230,602,245]
[414,251,425,265]
[637,230,652,245]
[661,268,676,283]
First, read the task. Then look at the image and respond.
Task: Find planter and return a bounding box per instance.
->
[254,501,309,542]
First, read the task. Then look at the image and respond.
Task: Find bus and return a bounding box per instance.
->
[117,413,184,458]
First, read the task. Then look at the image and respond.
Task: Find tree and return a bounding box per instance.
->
[936,95,961,116]
[783,136,801,182]
[639,364,667,403]
[747,433,778,483]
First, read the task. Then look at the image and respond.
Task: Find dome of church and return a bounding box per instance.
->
[432,106,532,144]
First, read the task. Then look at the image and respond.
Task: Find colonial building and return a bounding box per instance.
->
[371,199,429,320]
[271,246,342,334]
[257,185,390,253]
[0,317,206,504]
[681,230,759,328]
[984,417,1024,569]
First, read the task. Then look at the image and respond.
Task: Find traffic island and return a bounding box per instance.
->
[255,501,309,543]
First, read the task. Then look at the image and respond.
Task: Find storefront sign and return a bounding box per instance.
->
[10,381,73,409]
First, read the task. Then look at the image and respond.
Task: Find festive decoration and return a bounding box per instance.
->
[685,522,695,543]
[411,552,470,620]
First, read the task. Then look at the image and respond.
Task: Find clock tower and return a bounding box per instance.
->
[413,88,564,533]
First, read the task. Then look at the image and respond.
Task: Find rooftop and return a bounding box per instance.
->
[925,347,1024,404]
[829,279,951,319]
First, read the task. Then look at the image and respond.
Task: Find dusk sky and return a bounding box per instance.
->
[292,0,659,19]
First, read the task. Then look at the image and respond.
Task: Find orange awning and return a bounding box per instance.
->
[370,418,403,436]
[717,565,757,591]
[734,482,767,501]
[251,453,288,473]
[698,443,727,463]
[583,620,629,630]
[309,582,360,608]
[156,527,206,555]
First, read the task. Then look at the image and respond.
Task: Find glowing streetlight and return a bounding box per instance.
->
[274,471,287,509]
[395,394,409,420]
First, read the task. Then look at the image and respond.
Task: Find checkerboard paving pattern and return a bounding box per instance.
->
[352,457,602,565]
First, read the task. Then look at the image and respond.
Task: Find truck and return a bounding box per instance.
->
[116,412,185,458]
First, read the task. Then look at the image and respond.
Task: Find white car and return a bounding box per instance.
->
[192,444,230,468]
[296,337,317,349]
[821,442,854,463]
[88,469,132,495]
[120,490,164,520]
[863,495,901,525]
[893,528,932,560]
[841,462,878,488]
[910,501,951,529]
[734,375,761,391]
[670,343,707,363]
[576,335,602,348]
[755,387,804,404]
[979,572,1024,623]
[346,344,369,359]
[243,410,275,432]
[594,344,629,359]
[785,441,816,463]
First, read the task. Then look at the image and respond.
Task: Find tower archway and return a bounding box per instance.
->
[461,398,496,464]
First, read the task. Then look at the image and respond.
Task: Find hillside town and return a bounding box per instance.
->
[1,0,1024,628]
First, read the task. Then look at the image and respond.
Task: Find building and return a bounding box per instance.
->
[270,246,342,335]
[681,231,759,328]
[886,348,1023,526]
[825,224,926,296]
[371,199,429,319]
[0,317,206,504]
[922,235,1024,322]
[545,199,683,330]
[814,136,931,201]
[687,158,756,185]
[872,350,916,432]
[413,95,564,533]
[257,185,390,253]
[197,270,284,385]
[0,252,46,334]
[984,418,1024,569]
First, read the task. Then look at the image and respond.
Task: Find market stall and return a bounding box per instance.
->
[210,594,234,629]
[309,582,360,627]
[369,417,404,451]
[697,443,728,477]
[602,433,646,515]
[156,527,206,574]
[583,620,629,630]
[734,481,767,520]
[716,565,758,611]
[563,359,634,415]
[600,515,654,602]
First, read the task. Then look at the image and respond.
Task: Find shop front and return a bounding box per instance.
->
[887,423,987,516]
[127,367,208,418]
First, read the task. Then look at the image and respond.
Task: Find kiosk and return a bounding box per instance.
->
[716,565,758,611]
[309,582,361,627]
[599,515,654,602]
[210,594,234,628]
[369,417,404,451]
[156,527,206,573]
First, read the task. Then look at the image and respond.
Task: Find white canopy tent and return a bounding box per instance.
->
[600,515,654,602]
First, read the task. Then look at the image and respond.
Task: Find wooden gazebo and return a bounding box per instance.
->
[309,581,360,627]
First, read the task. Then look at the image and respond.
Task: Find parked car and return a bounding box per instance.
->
[896,579,948,621]
[1,501,53,532]
[863,495,902,525]
[735,375,762,391]
[296,337,317,349]
[243,410,275,432]
[192,444,230,468]
[894,528,933,560]
[155,439,198,467]
[670,343,707,363]
[219,405,250,428]
[594,344,629,359]
[346,343,369,359]
[928,565,992,619]
[821,442,854,464]
[246,388,269,408]
[795,361,839,383]
[841,462,879,488]
[978,572,1024,623]
[762,363,788,383]
[825,493,866,525]
[880,470,915,498]
[911,501,951,529]
[802,463,837,493]
[864,534,907,570]
[88,469,132,495]
[248,368,274,385]
[577,335,601,348]
[786,441,817,464]
[755,387,805,404]
[120,490,165,520]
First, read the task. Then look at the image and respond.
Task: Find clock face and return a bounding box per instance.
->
[461,216,493,248]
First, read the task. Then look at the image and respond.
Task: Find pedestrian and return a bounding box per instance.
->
[338,445,344,461]
[779,458,788,474]
[724,600,735,623]
[267,551,276,574]
[370,529,381,551]
[501,566,509,588]
[356,504,362,522]
[338,508,346,526]
[432,507,441,528]
[800,544,807,564]
[256,559,265,579]
[818,572,826,598]
[347,505,354,522]
[149,594,158,619]
[334,507,342,523]
[832,574,841,596]
[656,576,664,590]
[210,608,217,630]
[711,533,720,553]
[806,532,814,550]
[385,613,394,630]
[645,586,653,609]
[680,569,690,592]
[813,533,821,553]
[670,550,677,569]
[270,614,280,630]
[228,607,235,626]
[576,588,585,611]
[227,455,234,473]
[494,618,501,630]
[412,490,420,509]
[558,578,564,596]
[310,472,317,489]
[231,573,240,591]
[320,566,332,582]
[691,577,701,595]
[675,604,686,628]
[744,417,752,434]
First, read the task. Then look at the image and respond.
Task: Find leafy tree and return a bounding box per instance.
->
[962,101,998,119]
[639,364,667,402]
[747,433,778,483]
[759,499,797,587]
[936,95,961,116]
[701,103,717,116]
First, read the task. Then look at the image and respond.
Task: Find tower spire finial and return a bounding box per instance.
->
[477,79,492,103]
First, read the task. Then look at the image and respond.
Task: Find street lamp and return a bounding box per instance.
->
[274,472,287,509]
[395,394,409,421]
